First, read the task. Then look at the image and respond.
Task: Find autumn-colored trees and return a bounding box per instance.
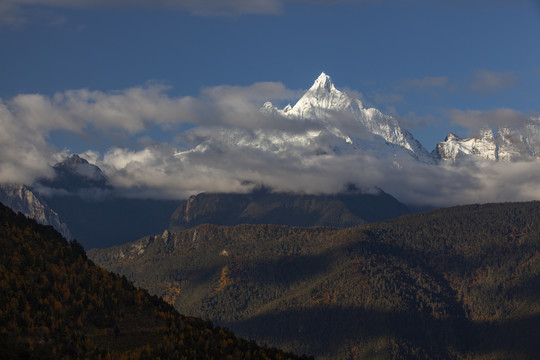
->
[0,204,312,360]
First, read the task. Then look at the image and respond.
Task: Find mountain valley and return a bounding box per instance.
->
[5,2,540,359]
[90,201,540,359]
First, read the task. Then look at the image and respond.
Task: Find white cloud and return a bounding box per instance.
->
[87,137,540,207]
[2,81,297,136]
[397,76,449,91]
[373,92,404,106]
[0,100,55,184]
[0,81,297,186]
[2,79,540,207]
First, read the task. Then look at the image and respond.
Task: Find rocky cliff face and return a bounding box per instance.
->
[0,184,71,239]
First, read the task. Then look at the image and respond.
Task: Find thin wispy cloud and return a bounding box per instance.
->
[449,108,534,131]
[372,92,404,106]
[1,0,283,18]
[397,112,441,130]
[0,0,529,26]
[469,69,518,92]
[397,76,449,91]
[0,0,280,26]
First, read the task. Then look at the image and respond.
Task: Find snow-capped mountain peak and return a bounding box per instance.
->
[288,72,354,119]
[259,72,433,162]
[436,128,497,161]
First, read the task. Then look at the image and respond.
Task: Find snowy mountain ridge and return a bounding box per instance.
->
[175,72,540,166]
[260,72,540,164]
[436,122,540,161]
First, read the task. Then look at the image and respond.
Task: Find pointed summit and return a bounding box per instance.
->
[310,72,335,92]
[41,154,110,194]
[57,154,89,168]
[288,72,352,118]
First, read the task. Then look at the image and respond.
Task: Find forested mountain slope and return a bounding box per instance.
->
[0,203,310,360]
[90,202,540,359]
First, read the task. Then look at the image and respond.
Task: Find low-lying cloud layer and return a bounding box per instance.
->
[1,79,540,207]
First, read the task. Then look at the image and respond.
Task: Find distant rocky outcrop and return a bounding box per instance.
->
[169,187,411,231]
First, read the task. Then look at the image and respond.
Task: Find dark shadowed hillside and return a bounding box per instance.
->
[0,202,311,360]
[34,154,181,249]
[90,202,540,359]
[45,196,180,249]
[169,187,411,231]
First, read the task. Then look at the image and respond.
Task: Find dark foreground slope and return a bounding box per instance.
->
[169,188,411,231]
[0,203,311,360]
[90,202,540,360]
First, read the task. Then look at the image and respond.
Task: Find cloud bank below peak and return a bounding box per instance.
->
[93,142,540,207]
[1,78,540,207]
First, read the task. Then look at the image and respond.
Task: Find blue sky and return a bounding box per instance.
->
[1,0,540,204]
[2,1,539,148]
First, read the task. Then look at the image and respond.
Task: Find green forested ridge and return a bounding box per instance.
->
[89,201,540,359]
[0,203,312,360]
